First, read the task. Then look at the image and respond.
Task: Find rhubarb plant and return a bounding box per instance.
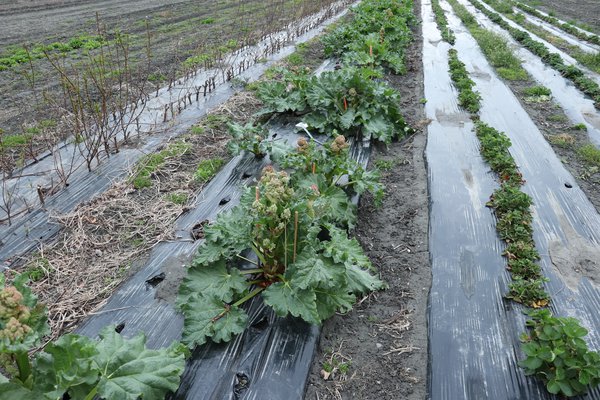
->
[343,33,406,74]
[177,167,385,348]
[0,274,186,400]
[227,122,272,159]
[322,0,414,63]
[281,135,385,206]
[257,66,410,143]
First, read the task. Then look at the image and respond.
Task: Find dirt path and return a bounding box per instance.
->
[304,1,430,398]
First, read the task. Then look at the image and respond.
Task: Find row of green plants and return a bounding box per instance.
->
[0,1,413,396]
[0,34,106,71]
[512,1,600,46]
[447,0,528,81]
[431,0,456,44]
[477,121,600,397]
[475,122,549,306]
[256,66,410,143]
[467,0,600,109]
[177,0,415,347]
[0,0,414,396]
[0,274,186,399]
[447,49,482,113]
[430,6,600,396]
[477,0,600,75]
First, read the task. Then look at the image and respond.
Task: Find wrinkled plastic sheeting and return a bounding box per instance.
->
[76,113,371,399]
[424,1,600,398]
[168,297,319,400]
[0,2,352,267]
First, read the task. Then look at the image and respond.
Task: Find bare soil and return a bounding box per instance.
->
[304,2,430,398]
[525,0,600,33]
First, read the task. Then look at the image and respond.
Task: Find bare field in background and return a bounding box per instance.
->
[0,0,338,136]
[524,0,599,33]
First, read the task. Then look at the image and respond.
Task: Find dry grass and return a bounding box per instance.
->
[5,90,264,342]
[17,182,184,341]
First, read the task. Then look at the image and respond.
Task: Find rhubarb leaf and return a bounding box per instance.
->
[177,259,248,306]
[345,264,386,294]
[33,334,98,398]
[314,287,356,320]
[180,294,247,348]
[263,281,320,324]
[93,327,186,400]
[290,249,344,290]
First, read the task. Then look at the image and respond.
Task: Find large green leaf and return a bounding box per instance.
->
[345,264,386,294]
[33,334,99,398]
[296,174,356,227]
[93,327,186,400]
[303,111,330,132]
[314,287,356,321]
[211,305,248,343]
[177,259,248,307]
[339,109,357,130]
[322,226,372,269]
[350,166,384,204]
[194,206,253,266]
[290,250,344,290]
[180,294,247,348]
[363,114,392,142]
[0,382,43,400]
[256,80,307,113]
[263,281,320,324]
[315,185,357,228]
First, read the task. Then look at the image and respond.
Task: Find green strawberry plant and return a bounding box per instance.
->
[177,166,385,348]
[431,0,456,44]
[506,277,549,308]
[475,122,522,185]
[520,309,600,397]
[448,49,481,114]
[0,273,186,400]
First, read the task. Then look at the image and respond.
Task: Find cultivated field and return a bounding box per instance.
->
[1,0,600,399]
